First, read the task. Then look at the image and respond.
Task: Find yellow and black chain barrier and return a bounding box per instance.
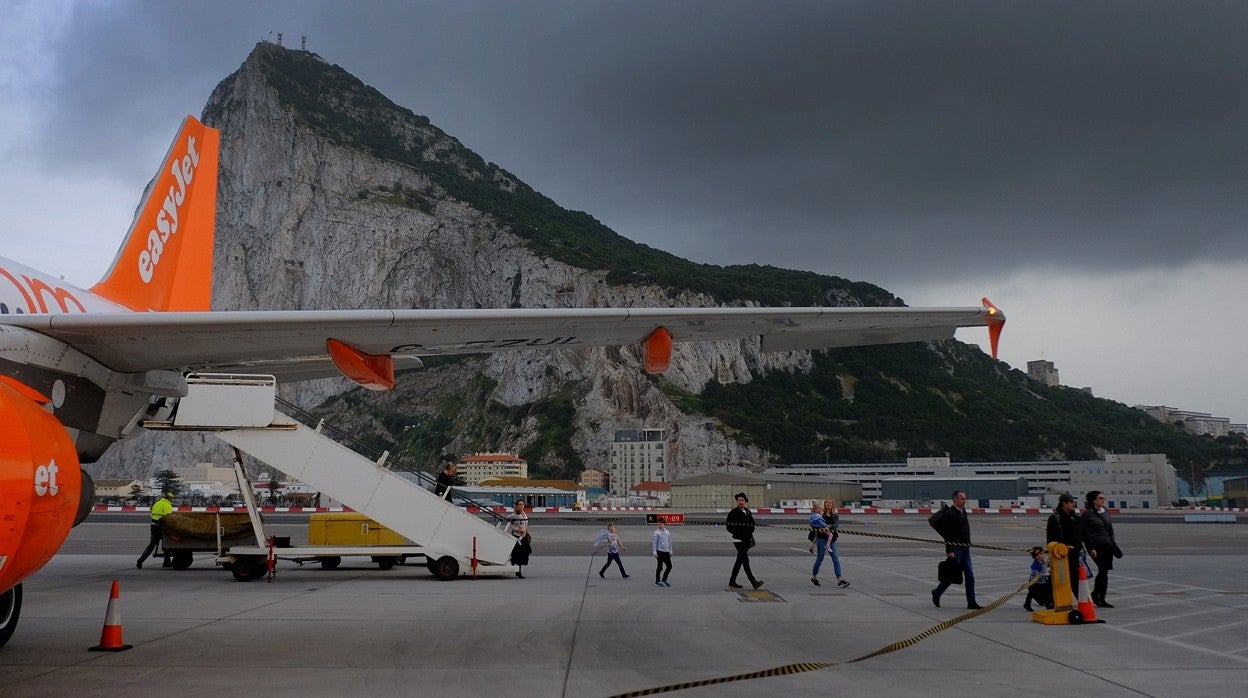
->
[607,575,1040,697]
[591,513,1041,697]
[552,513,1028,553]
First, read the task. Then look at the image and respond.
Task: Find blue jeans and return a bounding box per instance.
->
[812,537,843,578]
[933,547,976,603]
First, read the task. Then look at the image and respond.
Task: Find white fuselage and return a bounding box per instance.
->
[0,257,129,316]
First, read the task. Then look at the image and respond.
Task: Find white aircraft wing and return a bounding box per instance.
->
[2,303,1002,382]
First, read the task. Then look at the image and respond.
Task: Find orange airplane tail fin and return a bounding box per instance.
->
[90,115,219,311]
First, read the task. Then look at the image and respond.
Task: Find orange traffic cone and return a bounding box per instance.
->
[1075,564,1103,624]
[88,580,133,652]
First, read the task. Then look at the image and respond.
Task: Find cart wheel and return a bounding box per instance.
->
[319,556,341,570]
[231,557,259,582]
[170,550,193,571]
[1068,609,1084,625]
[374,556,397,571]
[0,584,21,648]
[430,556,460,581]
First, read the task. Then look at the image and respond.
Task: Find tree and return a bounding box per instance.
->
[267,478,281,504]
[128,483,143,501]
[153,469,182,498]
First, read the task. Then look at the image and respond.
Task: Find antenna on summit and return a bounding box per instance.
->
[301,35,307,50]
[276,32,283,46]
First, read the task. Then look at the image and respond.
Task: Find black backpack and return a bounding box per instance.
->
[928,503,950,538]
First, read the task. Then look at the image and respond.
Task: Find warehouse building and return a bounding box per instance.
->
[669,472,861,509]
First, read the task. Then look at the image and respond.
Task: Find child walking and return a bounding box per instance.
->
[1024,546,1053,611]
[594,522,630,578]
[652,519,673,587]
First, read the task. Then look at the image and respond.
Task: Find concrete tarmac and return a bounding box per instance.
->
[1,514,1245,697]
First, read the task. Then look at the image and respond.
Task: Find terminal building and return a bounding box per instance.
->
[769,453,1177,509]
[878,476,1034,508]
[669,472,861,509]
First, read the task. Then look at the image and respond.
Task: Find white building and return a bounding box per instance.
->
[457,452,528,485]
[1140,405,1236,437]
[609,429,667,495]
[771,453,1178,509]
[168,462,244,501]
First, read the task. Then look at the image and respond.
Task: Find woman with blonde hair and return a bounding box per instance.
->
[820,498,850,588]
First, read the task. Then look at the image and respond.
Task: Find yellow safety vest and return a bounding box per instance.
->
[151,498,173,522]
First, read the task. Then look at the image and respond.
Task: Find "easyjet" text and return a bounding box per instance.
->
[137,135,201,283]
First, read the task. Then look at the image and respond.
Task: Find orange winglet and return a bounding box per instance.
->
[643,326,673,375]
[982,297,1005,360]
[327,338,395,391]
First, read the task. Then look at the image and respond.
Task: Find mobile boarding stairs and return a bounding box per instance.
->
[145,373,518,582]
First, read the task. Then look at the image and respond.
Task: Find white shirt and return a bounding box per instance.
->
[652,528,672,554]
[505,511,528,538]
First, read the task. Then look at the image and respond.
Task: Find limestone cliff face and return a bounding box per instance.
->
[88,43,835,481]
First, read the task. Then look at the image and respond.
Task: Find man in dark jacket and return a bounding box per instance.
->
[1046,492,1084,598]
[725,492,763,590]
[929,490,981,609]
[434,454,458,499]
[1081,490,1119,608]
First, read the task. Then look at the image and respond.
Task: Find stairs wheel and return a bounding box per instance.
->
[231,556,260,582]
[430,556,460,581]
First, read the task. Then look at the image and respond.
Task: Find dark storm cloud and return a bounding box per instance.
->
[38,1,1248,286]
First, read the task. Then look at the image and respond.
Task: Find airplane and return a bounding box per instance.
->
[0,115,1004,647]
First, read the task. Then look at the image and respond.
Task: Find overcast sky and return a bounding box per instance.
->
[1,1,1244,425]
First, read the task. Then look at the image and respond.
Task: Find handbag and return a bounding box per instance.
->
[938,558,963,585]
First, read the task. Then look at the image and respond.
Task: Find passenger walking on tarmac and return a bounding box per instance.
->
[1046,492,1084,596]
[652,519,673,587]
[136,492,174,569]
[1081,490,1121,608]
[1023,546,1053,612]
[434,454,457,500]
[821,498,850,587]
[594,522,630,578]
[808,501,830,585]
[505,499,532,578]
[929,490,982,609]
[725,492,763,590]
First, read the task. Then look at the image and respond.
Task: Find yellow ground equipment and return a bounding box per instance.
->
[308,512,408,546]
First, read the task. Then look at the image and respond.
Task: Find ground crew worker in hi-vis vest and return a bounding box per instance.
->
[137,492,174,569]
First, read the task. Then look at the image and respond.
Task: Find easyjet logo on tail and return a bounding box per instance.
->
[90,115,218,312]
[139,135,201,282]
